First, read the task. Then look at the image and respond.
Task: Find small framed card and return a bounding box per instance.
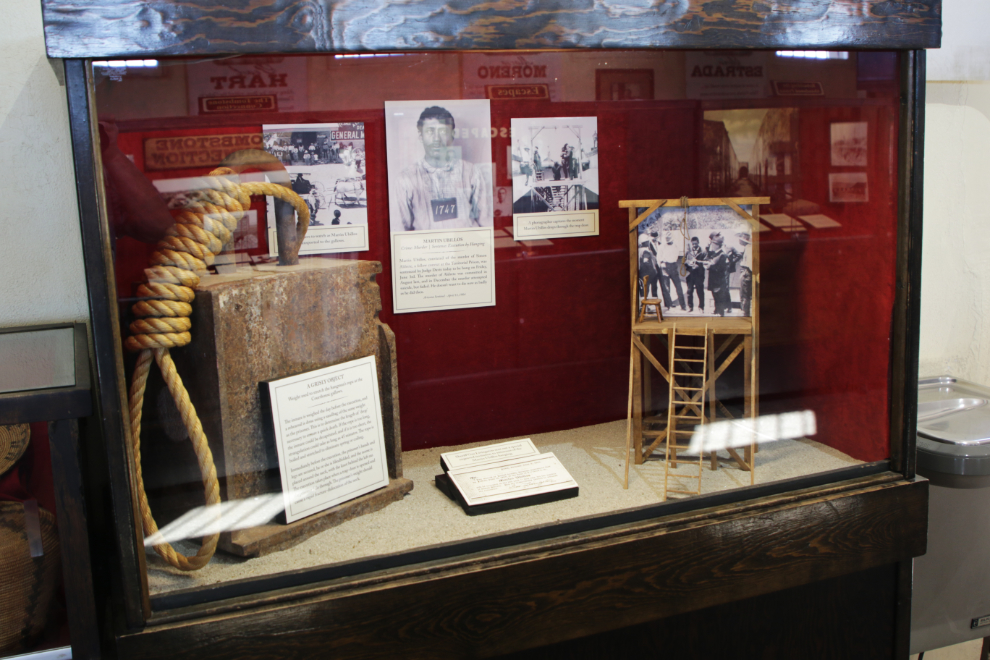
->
[436,449,578,516]
[264,356,389,523]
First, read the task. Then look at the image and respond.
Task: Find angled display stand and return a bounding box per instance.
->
[42,1,936,658]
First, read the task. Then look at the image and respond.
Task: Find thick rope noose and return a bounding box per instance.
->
[678,196,691,277]
[126,166,309,570]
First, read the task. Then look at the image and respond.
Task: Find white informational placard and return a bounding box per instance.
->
[263,122,369,254]
[441,439,539,471]
[266,356,389,523]
[446,453,578,508]
[510,116,599,240]
[390,227,496,314]
[513,210,599,241]
[266,224,368,255]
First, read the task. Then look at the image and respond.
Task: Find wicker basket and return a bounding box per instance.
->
[0,501,61,655]
[0,425,29,476]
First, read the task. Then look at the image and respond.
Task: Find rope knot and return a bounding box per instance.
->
[125,158,310,570]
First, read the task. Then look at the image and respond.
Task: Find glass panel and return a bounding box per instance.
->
[0,328,75,393]
[92,49,902,602]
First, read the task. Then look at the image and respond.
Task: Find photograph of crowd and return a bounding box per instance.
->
[263,122,367,229]
[637,205,754,318]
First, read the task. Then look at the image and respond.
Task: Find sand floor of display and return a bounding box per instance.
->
[147,419,862,595]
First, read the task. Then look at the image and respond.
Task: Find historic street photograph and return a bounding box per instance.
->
[263,122,368,244]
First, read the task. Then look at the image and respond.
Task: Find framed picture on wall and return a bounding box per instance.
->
[829,172,869,203]
[830,121,868,167]
[595,69,654,101]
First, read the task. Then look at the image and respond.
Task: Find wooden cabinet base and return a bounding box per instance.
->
[499,563,905,659]
[118,473,927,659]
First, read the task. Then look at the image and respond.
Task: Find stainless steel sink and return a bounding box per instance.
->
[913,377,990,654]
[918,378,990,445]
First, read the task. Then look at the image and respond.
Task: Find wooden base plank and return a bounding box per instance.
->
[219,478,413,557]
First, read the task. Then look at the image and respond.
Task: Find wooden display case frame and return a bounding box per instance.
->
[44,2,938,658]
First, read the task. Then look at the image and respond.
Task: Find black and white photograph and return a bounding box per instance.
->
[828,172,869,203]
[385,100,494,233]
[510,116,599,215]
[637,205,754,318]
[263,122,369,254]
[830,121,868,167]
[700,108,819,218]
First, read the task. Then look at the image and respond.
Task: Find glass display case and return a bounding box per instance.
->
[0,324,95,659]
[43,2,938,658]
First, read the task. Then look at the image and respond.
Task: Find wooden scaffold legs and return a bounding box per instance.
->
[624,324,757,494]
[663,325,708,500]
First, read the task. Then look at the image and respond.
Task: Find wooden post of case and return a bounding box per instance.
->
[629,207,644,464]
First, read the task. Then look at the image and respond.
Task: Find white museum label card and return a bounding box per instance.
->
[441,438,540,471]
[266,356,389,523]
[267,223,368,255]
[263,122,369,254]
[513,210,599,240]
[390,227,495,314]
[510,116,599,240]
[447,453,577,507]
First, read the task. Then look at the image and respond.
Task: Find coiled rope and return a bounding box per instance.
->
[126,164,309,570]
[678,196,691,277]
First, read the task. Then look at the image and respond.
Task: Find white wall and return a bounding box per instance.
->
[0,2,88,327]
[919,0,990,383]
[927,0,990,82]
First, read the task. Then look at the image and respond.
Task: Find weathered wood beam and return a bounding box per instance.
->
[42,0,941,59]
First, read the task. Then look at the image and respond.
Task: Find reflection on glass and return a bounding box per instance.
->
[0,328,75,393]
[688,411,818,453]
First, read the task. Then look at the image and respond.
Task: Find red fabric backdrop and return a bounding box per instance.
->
[111,95,898,462]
